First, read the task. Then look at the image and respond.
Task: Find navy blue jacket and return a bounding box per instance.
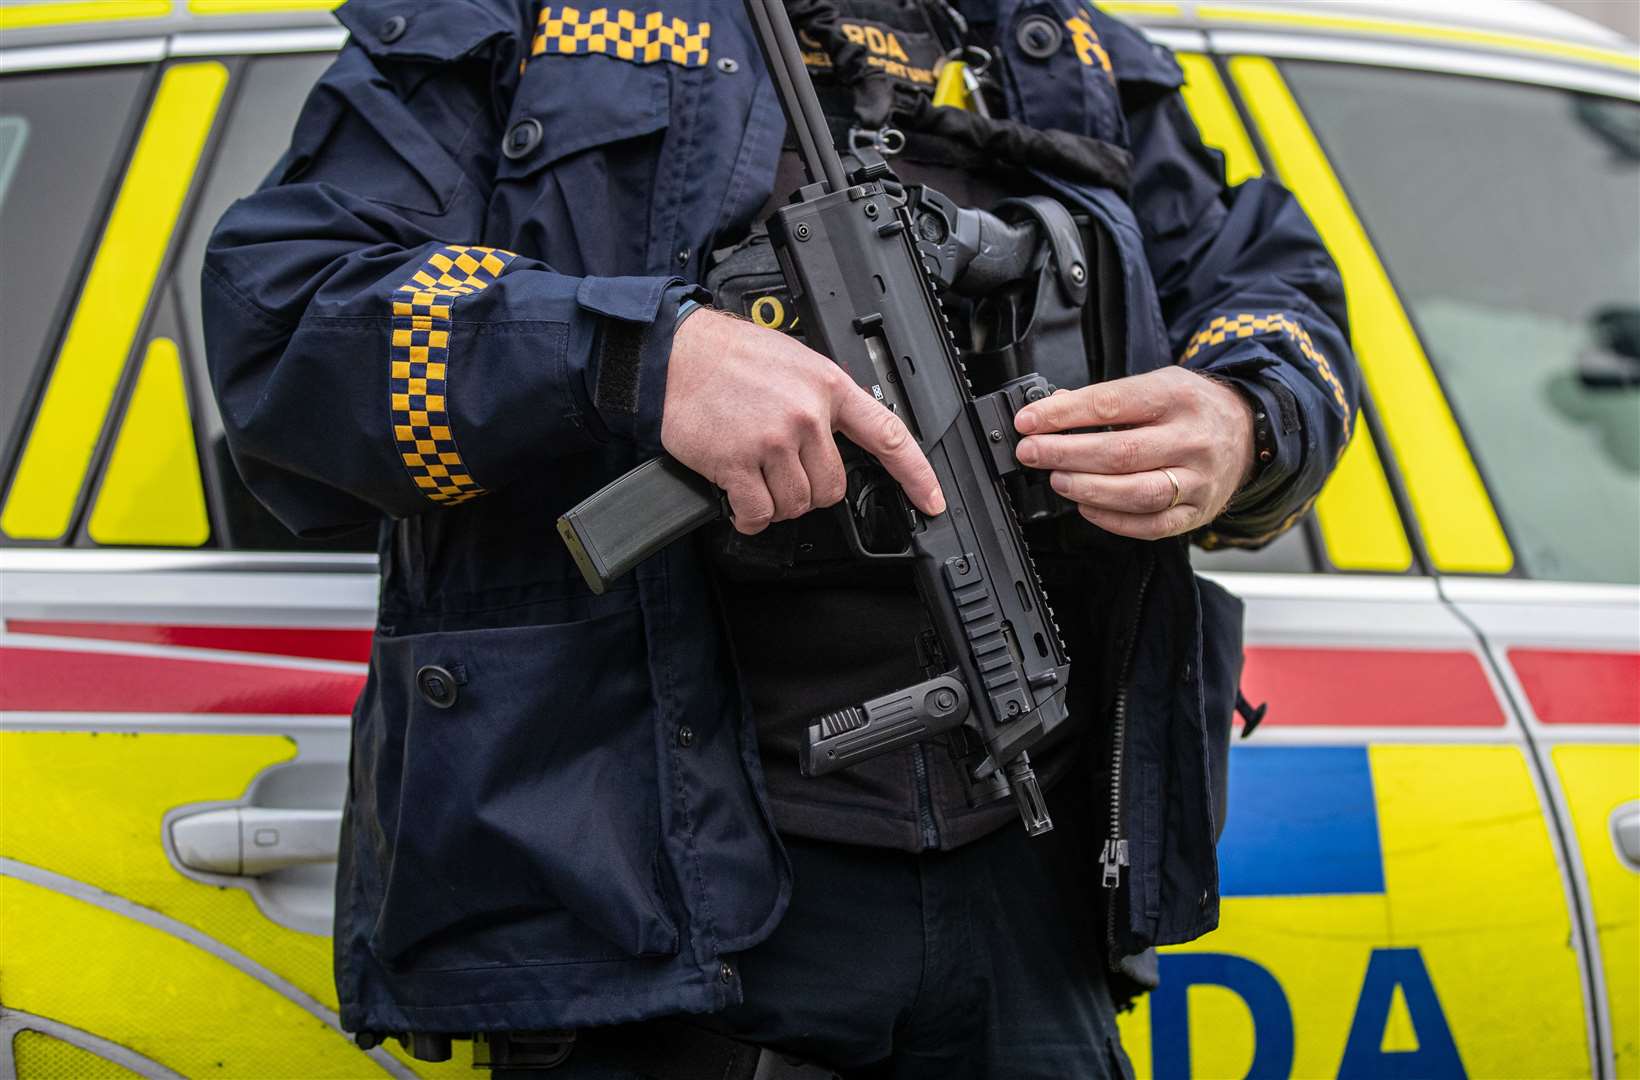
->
[202,0,1357,1034]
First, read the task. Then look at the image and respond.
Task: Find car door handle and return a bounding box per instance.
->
[170,807,341,876]
[1614,801,1640,873]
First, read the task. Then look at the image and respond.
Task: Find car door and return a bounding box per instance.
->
[1267,52,1640,1080]
[1108,29,1621,1079]
[0,28,469,1079]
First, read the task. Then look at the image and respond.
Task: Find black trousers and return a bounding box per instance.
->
[545,809,1135,1080]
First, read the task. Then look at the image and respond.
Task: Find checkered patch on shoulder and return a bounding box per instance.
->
[531,6,710,67]
[1181,311,1351,427]
[390,245,517,506]
[1065,15,1113,82]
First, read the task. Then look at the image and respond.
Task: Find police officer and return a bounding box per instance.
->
[203,1,1357,1076]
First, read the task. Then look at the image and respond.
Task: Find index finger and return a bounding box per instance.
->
[1015,378,1167,435]
[833,382,946,516]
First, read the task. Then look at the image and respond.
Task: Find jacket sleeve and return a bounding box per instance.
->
[1107,22,1360,547]
[201,0,690,537]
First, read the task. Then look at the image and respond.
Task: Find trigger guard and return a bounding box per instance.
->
[837,472,915,560]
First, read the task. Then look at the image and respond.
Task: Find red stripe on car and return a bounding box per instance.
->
[1240,646,1505,726]
[4,620,372,663]
[0,646,366,714]
[1510,648,1640,726]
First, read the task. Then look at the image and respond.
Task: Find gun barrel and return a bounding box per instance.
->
[744,0,846,193]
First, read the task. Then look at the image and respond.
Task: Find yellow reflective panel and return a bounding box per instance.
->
[1094,2,1182,17]
[12,1031,143,1079]
[1174,53,1262,187]
[1554,744,1640,1079]
[11,1029,144,1080]
[0,1,170,31]
[1116,745,1588,1077]
[1198,5,1640,73]
[1230,56,1513,574]
[189,0,341,13]
[1,877,388,1078]
[87,338,208,547]
[1316,421,1413,572]
[1371,744,1589,1077]
[1,62,226,542]
[12,1030,144,1080]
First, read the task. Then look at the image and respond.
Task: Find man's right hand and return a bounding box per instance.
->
[660,307,946,536]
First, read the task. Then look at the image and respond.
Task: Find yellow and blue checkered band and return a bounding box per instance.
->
[1181,311,1353,433]
[390,244,517,506]
[531,6,710,67]
[1065,15,1113,82]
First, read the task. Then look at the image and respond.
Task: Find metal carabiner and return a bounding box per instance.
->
[849,126,907,156]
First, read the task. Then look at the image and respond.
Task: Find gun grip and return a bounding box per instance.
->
[557,455,724,593]
[802,673,970,777]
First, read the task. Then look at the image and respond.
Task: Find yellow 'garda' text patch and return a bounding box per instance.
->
[1065,15,1114,81]
[799,20,938,86]
[390,245,517,506]
[531,7,709,67]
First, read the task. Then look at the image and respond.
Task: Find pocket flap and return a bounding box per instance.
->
[497,55,672,178]
[338,0,516,64]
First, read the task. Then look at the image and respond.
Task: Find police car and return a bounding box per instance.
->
[0,1,1634,1077]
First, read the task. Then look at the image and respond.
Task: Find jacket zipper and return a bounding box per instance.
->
[913,744,940,850]
[1103,553,1155,951]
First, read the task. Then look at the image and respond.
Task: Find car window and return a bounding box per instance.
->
[173,52,369,552]
[1191,521,1317,574]
[0,66,149,476]
[1282,62,1640,584]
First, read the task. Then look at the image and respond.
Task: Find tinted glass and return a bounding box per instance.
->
[1191,520,1316,574]
[173,53,369,552]
[1285,62,1640,584]
[0,66,147,469]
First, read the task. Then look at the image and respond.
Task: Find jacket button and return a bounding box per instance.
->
[502,118,543,161]
[677,725,695,748]
[719,960,734,983]
[378,15,407,43]
[1016,15,1063,60]
[416,665,458,709]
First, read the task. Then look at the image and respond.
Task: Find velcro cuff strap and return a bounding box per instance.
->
[576,275,669,322]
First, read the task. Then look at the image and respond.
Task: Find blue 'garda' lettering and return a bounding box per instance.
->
[1150,948,1464,1080]
[1152,953,1294,1079]
[1339,949,1466,1080]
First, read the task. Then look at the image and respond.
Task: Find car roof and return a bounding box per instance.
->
[0,0,1634,74]
[1146,0,1630,48]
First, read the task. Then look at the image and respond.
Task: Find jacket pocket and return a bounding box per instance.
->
[357,607,679,971]
[488,54,673,262]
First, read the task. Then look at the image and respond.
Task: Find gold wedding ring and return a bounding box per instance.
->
[1162,468,1181,510]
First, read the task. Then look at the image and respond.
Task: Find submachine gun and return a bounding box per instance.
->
[558,0,1080,836]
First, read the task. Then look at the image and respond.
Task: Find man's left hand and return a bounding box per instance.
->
[1013,367,1256,539]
